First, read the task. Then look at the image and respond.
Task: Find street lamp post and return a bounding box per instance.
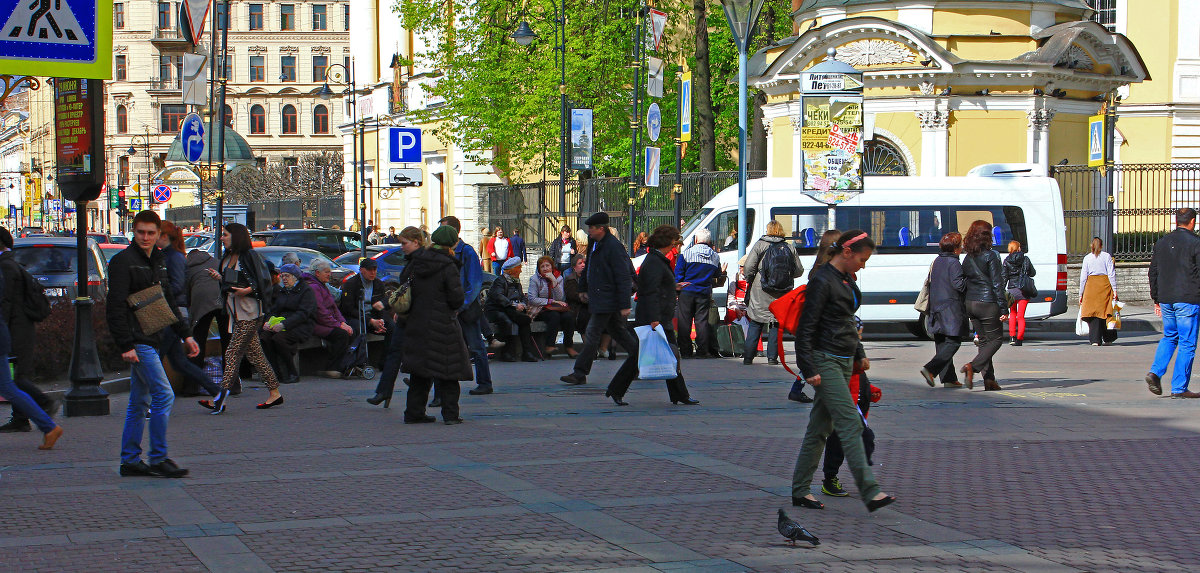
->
[317,62,364,261]
[720,0,766,259]
[126,134,151,213]
[512,6,570,226]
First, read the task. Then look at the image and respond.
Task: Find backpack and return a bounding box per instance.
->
[759,241,796,292]
[20,268,51,322]
[768,285,807,378]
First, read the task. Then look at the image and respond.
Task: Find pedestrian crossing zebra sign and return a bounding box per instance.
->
[0,0,113,79]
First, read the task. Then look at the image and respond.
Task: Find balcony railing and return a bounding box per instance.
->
[148,77,182,90]
[152,27,186,41]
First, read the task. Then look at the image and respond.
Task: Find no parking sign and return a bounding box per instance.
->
[153,184,172,203]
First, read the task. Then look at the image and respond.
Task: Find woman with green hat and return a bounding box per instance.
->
[398,224,472,424]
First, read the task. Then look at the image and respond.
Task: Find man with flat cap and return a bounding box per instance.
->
[561,212,638,385]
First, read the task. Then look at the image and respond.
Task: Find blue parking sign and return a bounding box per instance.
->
[388,128,422,164]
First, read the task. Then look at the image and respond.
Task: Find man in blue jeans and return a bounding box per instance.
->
[439,216,493,396]
[107,211,200,477]
[1146,208,1200,398]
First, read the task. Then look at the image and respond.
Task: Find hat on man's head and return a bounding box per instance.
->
[584,212,609,227]
[501,257,523,271]
[359,257,378,270]
[431,224,459,247]
[279,263,302,278]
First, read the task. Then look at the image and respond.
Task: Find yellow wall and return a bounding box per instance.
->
[1048,113,1091,167]
[932,9,1030,35]
[1117,116,1174,164]
[947,111,1027,175]
[1124,0,1178,104]
[771,117,793,178]
[872,112,922,172]
[938,37,1038,61]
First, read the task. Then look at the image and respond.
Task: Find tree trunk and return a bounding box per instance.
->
[749,5,778,172]
[693,0,715,171]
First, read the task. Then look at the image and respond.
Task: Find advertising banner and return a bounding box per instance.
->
[570,109,593,171]
[801,95,863,202]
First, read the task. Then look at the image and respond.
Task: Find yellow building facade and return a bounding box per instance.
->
[753,0,1148,179]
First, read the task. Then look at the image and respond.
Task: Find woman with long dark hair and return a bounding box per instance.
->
[1079,237,1118,346]
[791,230,893,512]
[158,221,219,397]
[921,232,967,388]
[960,220,1007,390]
[787,229,842,403]
[199,223,282,413]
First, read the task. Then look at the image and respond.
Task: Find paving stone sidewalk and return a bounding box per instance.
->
[1,330,1195,572]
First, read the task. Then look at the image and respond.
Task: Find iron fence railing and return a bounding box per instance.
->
[486,171,764,255]
[1051,163,1200,262]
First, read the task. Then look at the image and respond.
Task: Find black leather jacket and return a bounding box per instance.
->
[794,263,865,379]
[963,249,1006,313]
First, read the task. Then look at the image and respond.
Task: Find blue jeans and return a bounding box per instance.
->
[0,318,54,433]
[1151,303,1200,394]
[462,315,492,388]
[121,344,175,465]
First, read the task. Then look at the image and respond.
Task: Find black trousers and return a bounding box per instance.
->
[606,326,691,402]
[570,311,640,379]
[534,309,574,348]
[260,329,307,380]
[321,328,352,370]
[965,301,1003,380]
[406,375,460,422]
[1085,317,1108,345]
[487,307,535,357]
[744,320,780,361]
[190,309,231,368]
[924,334,963,383]
[676,292,713,357]
[374,325,406,398]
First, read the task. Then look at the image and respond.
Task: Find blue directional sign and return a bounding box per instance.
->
[0,0,113,79]
[180,112,205,163]
[388,127,422,164]
[646,103,662,143]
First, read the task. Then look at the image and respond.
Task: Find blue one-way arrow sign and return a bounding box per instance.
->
[0,0,113,79]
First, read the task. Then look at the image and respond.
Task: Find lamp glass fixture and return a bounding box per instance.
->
[316,83,335,100]
[720,0,766,46]
[512,21,537,46]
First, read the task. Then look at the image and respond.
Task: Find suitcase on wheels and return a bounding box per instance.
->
[716,323,745,357]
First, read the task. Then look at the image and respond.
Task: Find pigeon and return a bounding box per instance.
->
[777,509,820,546]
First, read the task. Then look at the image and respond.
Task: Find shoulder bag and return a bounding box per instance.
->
[127,284,178,336]
[913,260,936,313]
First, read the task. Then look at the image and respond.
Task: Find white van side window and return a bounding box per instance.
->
[771,207,829,254]
[708,209,755,253]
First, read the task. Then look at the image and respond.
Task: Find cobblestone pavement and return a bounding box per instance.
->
[2,331,1197,572]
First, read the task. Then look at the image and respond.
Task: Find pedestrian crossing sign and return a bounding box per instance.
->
[1088,115,1105,168]
[0,0,113,79]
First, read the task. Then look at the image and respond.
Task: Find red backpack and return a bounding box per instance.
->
[768,285,807,378]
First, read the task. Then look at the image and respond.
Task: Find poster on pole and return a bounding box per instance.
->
[680,71,692,142]
[801,95,864,201]
[644,147,660,187]
[648,9,667,51]
[570,108,593,171]
[647,57,664,98]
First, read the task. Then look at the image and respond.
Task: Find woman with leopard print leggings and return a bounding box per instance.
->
[198,223,283,414]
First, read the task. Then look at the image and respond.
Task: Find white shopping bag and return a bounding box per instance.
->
[634,324,678,380]
[1075,308,1089,337]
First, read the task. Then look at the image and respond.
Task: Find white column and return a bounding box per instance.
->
[762,118,775,178]
[1026,109,1054,168]
[916,109,948,176]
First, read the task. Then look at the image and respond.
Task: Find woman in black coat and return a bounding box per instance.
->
[259,264,315,385]
[960,220,1008,391]
[921,233,967,388]
[605,225,698,406]
[400,225,472,424]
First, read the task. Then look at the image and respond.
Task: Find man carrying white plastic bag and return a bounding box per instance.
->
[604,225,699,407]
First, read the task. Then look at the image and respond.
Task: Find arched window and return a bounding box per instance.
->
[250,104,266,134]
[223,104,234,129]
[281,104,297,134]
[116,105,128,134]
[313,104,329,134]
[863,138,909,176]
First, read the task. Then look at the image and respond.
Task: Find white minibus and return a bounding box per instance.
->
[681,163,1069,335]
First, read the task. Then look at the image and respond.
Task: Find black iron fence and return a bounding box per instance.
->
[487,171,765,253]
[1052,163,1200,262]
[165,197,344,230]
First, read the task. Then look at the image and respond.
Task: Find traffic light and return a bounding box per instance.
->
[110,186,124,209]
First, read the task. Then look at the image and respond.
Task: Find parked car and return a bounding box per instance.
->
[333,245,409,283]
[253,246,354,286]
[183,233,214,251]
[251,229,363,259]
[11,238,108,302]
[18,226,44,238]
[88,232,130,245]
[98,244,126,263]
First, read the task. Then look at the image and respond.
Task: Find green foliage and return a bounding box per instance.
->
[394,0,795,179]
